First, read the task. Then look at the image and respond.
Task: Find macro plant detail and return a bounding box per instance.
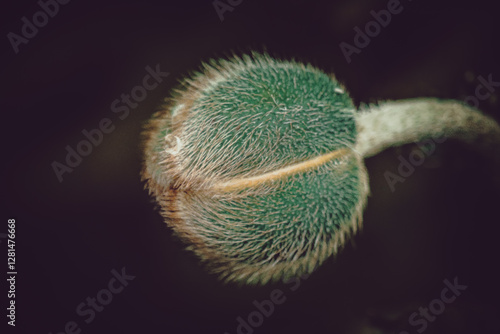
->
[141,53,500,285]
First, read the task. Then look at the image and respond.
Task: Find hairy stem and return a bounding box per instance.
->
[354,98,500,159]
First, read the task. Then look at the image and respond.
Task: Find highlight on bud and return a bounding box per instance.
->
[141,53,369,284]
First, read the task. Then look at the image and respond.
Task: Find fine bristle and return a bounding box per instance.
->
[141,53,368,284]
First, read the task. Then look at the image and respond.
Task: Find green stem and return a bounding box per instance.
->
[354,98,500,158]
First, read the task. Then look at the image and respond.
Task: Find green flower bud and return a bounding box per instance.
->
[142,53,500,285]
[142,53,369,284]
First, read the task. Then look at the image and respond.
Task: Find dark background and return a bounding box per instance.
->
[2,0,499,333]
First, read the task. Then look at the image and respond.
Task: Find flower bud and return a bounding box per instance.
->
[142,53,369,284]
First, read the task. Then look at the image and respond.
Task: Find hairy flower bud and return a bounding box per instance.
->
[141,53,369,284]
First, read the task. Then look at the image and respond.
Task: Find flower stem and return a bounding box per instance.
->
[355,98,500,159]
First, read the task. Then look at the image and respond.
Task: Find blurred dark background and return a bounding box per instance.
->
[1,0,499,333]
